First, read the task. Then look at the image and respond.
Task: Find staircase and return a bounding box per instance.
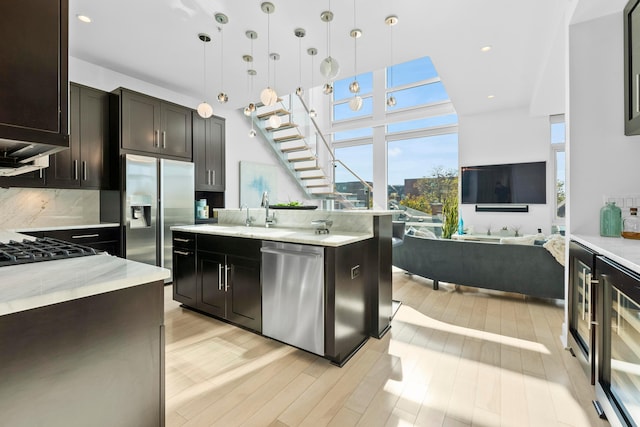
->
[250,93,372,209]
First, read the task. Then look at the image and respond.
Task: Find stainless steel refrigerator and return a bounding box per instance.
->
[123,154,194,281]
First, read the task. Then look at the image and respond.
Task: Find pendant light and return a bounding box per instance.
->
[308,47,318,117]
[260,2,278,107]
[244,30,258,118]
[320,1,339,95]
[214,13,229,104]
[385,15,398,107]
[294,28,305,97]
[267,53,282,129]
[196,33,213,119]
[348,0,363,112]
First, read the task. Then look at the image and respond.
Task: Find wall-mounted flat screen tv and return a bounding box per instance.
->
[461,161,546,204]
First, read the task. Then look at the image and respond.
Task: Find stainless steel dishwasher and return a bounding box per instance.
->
[261,241,325,356]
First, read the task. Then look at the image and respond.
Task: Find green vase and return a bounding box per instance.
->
[600,202,622,237]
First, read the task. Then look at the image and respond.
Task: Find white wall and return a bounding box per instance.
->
[69,56,306,209]
[457,107,555,235]
[569,11,640,235]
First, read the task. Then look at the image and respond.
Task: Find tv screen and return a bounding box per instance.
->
[461,161,546,204]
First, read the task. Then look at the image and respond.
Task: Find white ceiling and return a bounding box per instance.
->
[69,0,572,116]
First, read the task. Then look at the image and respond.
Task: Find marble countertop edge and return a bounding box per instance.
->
[571,234,640,272]
[171,224,373,247]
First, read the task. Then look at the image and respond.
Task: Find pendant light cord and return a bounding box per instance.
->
[202,40,207,96]
[267,11,271,88]
[353,0,357,82]
[219,27,224,90]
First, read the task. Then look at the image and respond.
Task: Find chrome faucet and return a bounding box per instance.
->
[261,191,276,228]
[241,204,253,227]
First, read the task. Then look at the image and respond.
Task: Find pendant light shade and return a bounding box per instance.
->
[197,102,213,118]
[260,87,278,106]
[349,81,360,94]
[349,96,363,111]
[196,33,213,119]
[268,114,282,129]
[249,128,257,138]
[319,56,340,80]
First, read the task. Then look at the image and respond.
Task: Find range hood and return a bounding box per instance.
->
[0,138,66,177]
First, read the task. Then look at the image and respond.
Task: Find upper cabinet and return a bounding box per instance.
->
[193,114,225,191]
[117,89,192,160]
[0,0,68,147]
[48,83,110,189]
[625,0,640,135]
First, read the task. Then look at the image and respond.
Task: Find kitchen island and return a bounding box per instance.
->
[0,231,169,427]
[171,209,393,366]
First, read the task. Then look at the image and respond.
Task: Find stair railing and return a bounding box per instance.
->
[293,93,373,208]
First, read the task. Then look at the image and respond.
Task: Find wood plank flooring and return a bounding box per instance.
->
[164,269,609,427]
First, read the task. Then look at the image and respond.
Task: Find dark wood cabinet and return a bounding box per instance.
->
[174,233,261,332]
[0,169,46,188]
[119,89,192,160]
[48,83,109,189]
[0,0,68,148]
[197,235,262,332]
[625,0,640,135]
[23,226,121,257]
[193,115,225,191]
[172,232,197,305]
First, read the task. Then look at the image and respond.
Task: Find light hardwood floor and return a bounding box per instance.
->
[164,270,609,427]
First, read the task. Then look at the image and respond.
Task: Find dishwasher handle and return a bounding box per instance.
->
[260,247,322,258]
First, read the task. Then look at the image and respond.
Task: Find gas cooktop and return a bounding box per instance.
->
[0,237,99,267]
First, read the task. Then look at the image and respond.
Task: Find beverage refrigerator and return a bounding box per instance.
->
[123,154,194,282]
[594,256,640,427]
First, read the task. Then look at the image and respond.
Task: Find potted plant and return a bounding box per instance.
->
[441,196,458,239]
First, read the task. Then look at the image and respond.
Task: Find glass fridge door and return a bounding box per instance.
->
[596,256,640,426]
[568,241,598,383]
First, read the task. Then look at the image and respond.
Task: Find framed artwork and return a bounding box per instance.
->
[239,161,278,207]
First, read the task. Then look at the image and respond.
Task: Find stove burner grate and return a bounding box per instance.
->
[0,237,99,267]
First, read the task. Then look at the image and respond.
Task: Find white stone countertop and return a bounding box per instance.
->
[171,224,373,247]
[0,231,169,316]
[14,223,120,233]
[571,234,640,272]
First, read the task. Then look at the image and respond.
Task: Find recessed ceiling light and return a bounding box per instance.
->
[481,45,492,52]
[76,14,92,23]
[487,95,495,99]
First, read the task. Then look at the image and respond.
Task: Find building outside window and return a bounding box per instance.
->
[551,114,566,222]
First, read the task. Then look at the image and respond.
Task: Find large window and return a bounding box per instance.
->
[551,114,566,221]
[388,134,458,224]
[334,144,373,209]
[329,56,458,211]
[387,57,445,111]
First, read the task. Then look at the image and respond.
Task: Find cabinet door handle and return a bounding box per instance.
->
[154,130,160,147]
[72,234,100,239]
[162,131,166,149]
[73,159,78,181]
[173,250,192,256]
[211,170,215,185]
[225,265,230,291]
[218,264,223,291]
[174,238,192,243]
[82,161,87,181]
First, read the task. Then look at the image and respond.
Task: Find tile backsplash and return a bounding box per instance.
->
[0,188,100,229]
